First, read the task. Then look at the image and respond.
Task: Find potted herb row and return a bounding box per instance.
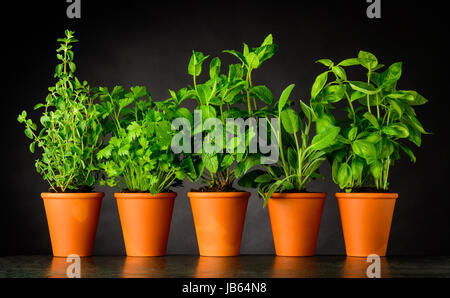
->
[312,51,429,256]
[18,31,104,257]
[18,31,430,258]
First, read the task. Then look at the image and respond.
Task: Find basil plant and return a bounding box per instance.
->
[96,86,187,194]
[238,84,341,206]
[175,35,278,192]
[18,30,103,193]
[312,51,429,192]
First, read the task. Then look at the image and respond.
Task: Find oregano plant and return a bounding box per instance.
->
[311,50,429,192]
[18,30,103,193]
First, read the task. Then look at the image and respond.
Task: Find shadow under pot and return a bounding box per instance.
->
[115,192,176,257]
[41,192,104,257]
[336,192,397,257]
[268,192,326,256]
[188,192,250,257]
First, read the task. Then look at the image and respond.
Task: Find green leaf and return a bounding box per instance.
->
[300,100,314,121]
[363,112,380,128]
[352,140,378,164]
[278,84,295,113]
[309,126,340,151]
[235,154,261,178]
[332,66,347,80]
[188,51,209,76]
[223,50,247,66]
[349,81,380,95]
[316,59,333,67]
[406,124,422,147]
[303,157,326,178]
[358,51,378,69]
[338,58,360,67]
[127,122,141,140]
[251,86,273,104]
[29,142,36,153]
[55,64,63,76]
[382,123,410,138]
[209,57,221,79]
[322,84,346,103]
[351,158,364,180]
[197,85,212,105]
[255,174,274,183]
[350,90,366,101]
[238,169,266,188]
[245,52,260,69]
[176,107,194,126]
[365,133,382,144]
[378,62,402,88]
[287,147,298,169]
[24,128,33,139]
[370,160,383,180]
[348,127,358,141]
[399,143,416,163]
[264,179,284,207]
[337,163,352,189]
[406,114,427,134]
[389,99,404,119]
[69,62,76,73]
[281,108,300,134]
[311,72,328,99]
[403,90,428,106]
[119,97,134,109]
[33,103,44,110]
[261,34,273,46]
[220,155,235,169]
[200,105,216,121]
[203,153,218,173]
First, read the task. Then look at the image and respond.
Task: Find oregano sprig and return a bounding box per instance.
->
[18,30,103,192]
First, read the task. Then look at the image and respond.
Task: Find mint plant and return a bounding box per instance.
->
[238,84,340,206]
[179,35,277,191]
[312,51,429,192]
[18,30,103,193]
[96,86,186,194]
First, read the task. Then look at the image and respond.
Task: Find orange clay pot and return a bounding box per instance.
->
[188,192,250,256]
[115,192,176,256]
[336,192,398,257]
[41,192,104,257]
[268,193,326,256]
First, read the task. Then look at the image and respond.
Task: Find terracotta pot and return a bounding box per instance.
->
[41,192,104,257]
[336,192,398,257]
[268,193,326,256]
[115,192,176,256]
[188,192,250,256]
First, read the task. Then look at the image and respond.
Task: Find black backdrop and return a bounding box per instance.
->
[2,0,449,256]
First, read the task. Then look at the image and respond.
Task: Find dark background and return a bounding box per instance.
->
[2,0,449,256]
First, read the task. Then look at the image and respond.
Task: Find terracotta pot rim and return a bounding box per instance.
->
[114,192,177,199]
[268,192,327,199]
[187,192,251,199]
[335,192,398,199]
[41,192,104,199]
